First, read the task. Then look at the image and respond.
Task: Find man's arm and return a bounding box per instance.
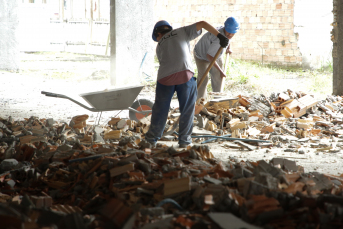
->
[196,21,228,77]
[195,21,228,47]
[195,21,220,36]
[206,54,226,78]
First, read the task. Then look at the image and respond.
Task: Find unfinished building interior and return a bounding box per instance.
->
[1,0,343,228]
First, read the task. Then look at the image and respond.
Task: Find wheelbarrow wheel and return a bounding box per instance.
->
[129,99,154,122]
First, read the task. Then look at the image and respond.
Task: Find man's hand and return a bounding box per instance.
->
[217,33,229,47]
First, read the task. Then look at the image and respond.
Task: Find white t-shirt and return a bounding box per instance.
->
[194,26,229,61]
[156,23,202,81]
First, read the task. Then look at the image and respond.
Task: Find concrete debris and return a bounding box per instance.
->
[0,158,19,172]
[0,91,343,228]
[160,92,343,154]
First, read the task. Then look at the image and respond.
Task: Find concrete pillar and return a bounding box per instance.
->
[110,0,116,86]
[0,0,20,71]
[333,0,343,95]
[110,0,154,87]
[60,0,64,21]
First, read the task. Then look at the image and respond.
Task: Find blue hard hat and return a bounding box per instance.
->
[152,20,173,42]
[224,17,240,34]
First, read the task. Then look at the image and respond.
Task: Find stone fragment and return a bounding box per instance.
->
[46,118,54,127]
[0,158,19,172]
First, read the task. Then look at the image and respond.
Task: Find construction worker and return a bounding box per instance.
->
[145,20,228,148]
[194,17,240,100]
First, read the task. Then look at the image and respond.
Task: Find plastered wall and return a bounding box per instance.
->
[0,0,20,71]
[110,0,154,87]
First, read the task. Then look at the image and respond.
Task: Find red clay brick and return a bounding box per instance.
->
[154,0,298,66]
[290,56,297,62]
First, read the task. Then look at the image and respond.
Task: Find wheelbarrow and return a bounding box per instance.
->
[41,85,154,124]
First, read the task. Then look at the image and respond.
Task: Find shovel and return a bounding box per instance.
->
[222,51,229,89]
[163,46,224,136]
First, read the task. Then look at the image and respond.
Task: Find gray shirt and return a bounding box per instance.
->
[156,23,202,81]
[194,27,229,61]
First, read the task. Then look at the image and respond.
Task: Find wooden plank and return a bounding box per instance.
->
[104,130,121,140]
[19,136,47,144]
[233,140,257,151]
[223,142,242,149]
[109,163,135,177]
[230,121,247,131]
[204,98,239,109]
[164,177,191,196]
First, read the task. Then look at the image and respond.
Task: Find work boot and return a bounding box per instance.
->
[179,143,193,148]
[148,141,157,148]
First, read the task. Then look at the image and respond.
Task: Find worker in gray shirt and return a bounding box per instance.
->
[145,20,228,148]
[194,17,240,100]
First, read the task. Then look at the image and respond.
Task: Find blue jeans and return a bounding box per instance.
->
[145,77,197,145]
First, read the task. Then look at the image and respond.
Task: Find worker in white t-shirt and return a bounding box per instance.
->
[194,17,240,100]
[145,20,228,148]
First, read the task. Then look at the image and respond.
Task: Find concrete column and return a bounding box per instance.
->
[110,0,116,86]
[0,0,20,71]
[333,0,343,95]
[60,0,64,21]
[110,0,154,87]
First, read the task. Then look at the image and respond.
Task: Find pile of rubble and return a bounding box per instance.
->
[169,90,343,153]
[0,90,343,228]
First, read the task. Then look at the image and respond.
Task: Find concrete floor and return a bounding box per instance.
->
[1,53,342,176]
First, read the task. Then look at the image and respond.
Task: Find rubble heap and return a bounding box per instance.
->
[0,90,343,228]
[164,90,343,153]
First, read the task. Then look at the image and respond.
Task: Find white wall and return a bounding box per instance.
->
[17,3,110,55]
[18,3,52,52]
[0,0,20,71]
[294,0,333,69]
[111,0,154,87]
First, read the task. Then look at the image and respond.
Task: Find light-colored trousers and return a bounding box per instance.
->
[194,53,223,100]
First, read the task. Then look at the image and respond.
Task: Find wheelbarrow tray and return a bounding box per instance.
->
[79,85,144,111]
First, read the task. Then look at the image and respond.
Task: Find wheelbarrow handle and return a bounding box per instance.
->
[41,91,98,112]
[41,91,67,98]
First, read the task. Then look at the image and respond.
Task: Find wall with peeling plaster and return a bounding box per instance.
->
[110,0,154,87]
[0,0,20,71]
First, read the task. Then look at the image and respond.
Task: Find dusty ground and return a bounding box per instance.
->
[1,52,342,175]
[1,52,155,123]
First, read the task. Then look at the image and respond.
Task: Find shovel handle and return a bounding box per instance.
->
[197,46,223,89]
[162,47,223,137]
